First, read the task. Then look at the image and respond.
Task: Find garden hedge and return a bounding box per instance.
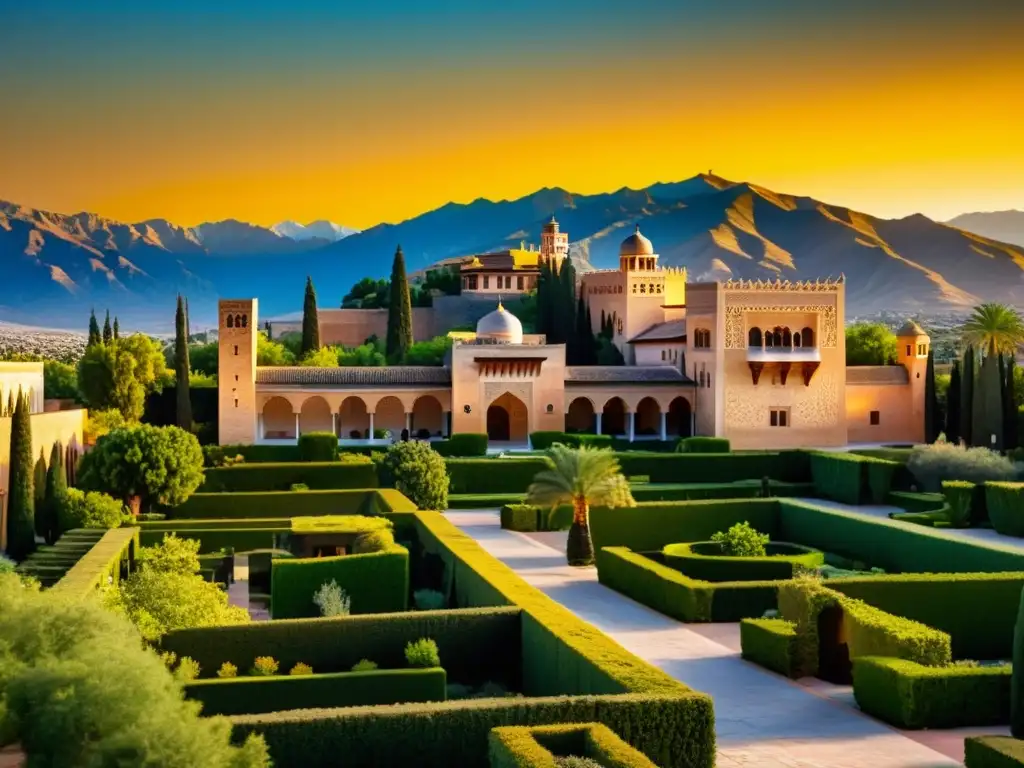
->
[271,545,409,617]
[433,433,489,457]
[888,490,947,513]
[139,525,287,554]
[172,488,381,519]
[809,452,897,505]
[676,437,730,453]
[616,452,805,484]
[50,527,138,596]
[212,444,300,464]
[529,432,614,451]
[454,494,527,510]
[446,458,553,494]
[852,656,1010,729]
[739,618,797,677]
[187,667,446,716]
[629,480,814,503]
[501,504,540,532]
[595,547,778,622]
[662,541,823,582]
[298,432,339,462]
[488,723,659,768]
[966,736,1024,767]
[987,483,1024,537]
[163,607,522,688]
[201,462,378,492]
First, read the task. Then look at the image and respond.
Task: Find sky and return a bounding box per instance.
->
[1,0,1022,229]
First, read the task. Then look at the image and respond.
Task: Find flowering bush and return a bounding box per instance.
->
[289,662,313,676]
[250,656,279,676]
[907,442,1021,491]
[217,662,238,678]
[174,656,201,682]
[351,658,378,672]
[711,521,769,557]
[604,474,637,508]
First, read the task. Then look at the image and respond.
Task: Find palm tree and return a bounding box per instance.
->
[963,303,1024,358]
[527,444,622,566]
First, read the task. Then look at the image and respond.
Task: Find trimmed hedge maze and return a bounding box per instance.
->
[488,723,659,768]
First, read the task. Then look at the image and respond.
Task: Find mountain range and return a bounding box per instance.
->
[271,220,359,242]
[2,175,1023,332]
[946,210,1024,248]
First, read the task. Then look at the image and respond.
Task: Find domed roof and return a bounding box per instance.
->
[476,301,523,344]
[620,224,654,257]
[896,319,927,337]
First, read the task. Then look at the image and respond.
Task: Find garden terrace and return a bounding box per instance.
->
[200,460,378,492]
[30,527,139,594]
[488,723,659,768]
[224,509,714,768]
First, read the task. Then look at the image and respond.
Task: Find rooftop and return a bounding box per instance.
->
[565,366,693,384]
[629,319,686,343]
[845,365,909,385]
[256,367,452,387]
[896,319,927,337]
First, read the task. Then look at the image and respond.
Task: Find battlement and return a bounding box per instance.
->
[723,275,845,292]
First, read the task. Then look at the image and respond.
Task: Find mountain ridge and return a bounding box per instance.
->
[2,177,1023,331]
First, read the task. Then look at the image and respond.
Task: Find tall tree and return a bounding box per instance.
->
[300,276,321,358]
[4,390,13,418]
[102,311,113,345]
[5,392,36,560]
[32,449,46,540]
[174,296,192,429]
[584,302,596,365]
[1006,355,1019,451]
[184,297,191,341]
[945,360,962,444]
[571,293,589,365]
[87,310,101,348]
[40,441,67,545]
[977,354,1004,450]
[112,317,120,341]
[386,246,413,363]
[557,259,577,347]
[961,345,975,446]
[924,349,938,443]
[963,302,1024,358]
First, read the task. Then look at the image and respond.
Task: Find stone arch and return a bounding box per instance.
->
[374,395,406,437]
[339,396,370,439]
[802,326,815,347]
[412,395,444,438]
[635,396,661,436]
[667,396,692,437]
[262,396,295,439]
[487,392,529,442]
[793,331,802,348]
[782,327,792,347]
[601,397,628,436]
[299,396,332,435]
[748,327,762,347]
[566,396,596,433]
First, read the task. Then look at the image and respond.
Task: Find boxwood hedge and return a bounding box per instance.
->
[488,723,659,768]
[201,462,377,492]
[965,736,1024,767]
[739,618,797,678]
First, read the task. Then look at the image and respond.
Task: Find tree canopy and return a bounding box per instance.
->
[386,246,413,363]
[962,302,1024,358]
[845,322,898,366]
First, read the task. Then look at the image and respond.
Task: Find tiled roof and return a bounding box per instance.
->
[846,365,909,385]
[896,319,927,337]
[256,367,451,386]
[565,366,693,384]
[629,319,686,343]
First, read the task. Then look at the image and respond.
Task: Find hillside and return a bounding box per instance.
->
[2,177,1024,330]
[947,210,1024,248]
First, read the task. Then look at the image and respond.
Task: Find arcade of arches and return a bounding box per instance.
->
[564,395,693,439]
[259,393,449,440]
[486,392,529,442]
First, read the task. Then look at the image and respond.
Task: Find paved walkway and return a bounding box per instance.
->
[447,509,976,768]
[226,555,270,620]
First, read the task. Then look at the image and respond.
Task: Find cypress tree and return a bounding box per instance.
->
[585,303,596,365]
[961,345,975,446]
[924,349,938,443]
[102,310,112,345]
[536,261,553,340]
[87,310,101,348]
[300,276,321,357]
[5,392,36,560]
[185,297,191,341]
[386,246,413,363]
[557,259,577,347]
[1006,355,1019,451]
[5,390,13,418]
[1012,586,1024,737]
[978,354,1004,450]
[40,442,66,544]
[174,295,192,429]
[112,317,120,341]
[571,293,589,365]
[32,449,46,540]
[945,360,962,444]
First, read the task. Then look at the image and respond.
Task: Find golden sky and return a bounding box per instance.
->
[1,1,1022,228]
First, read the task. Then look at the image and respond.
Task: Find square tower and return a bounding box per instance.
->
[218,299,258,445]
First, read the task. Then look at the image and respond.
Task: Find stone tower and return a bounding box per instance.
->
[540,215,568,269]
[218,299,258,445]
[896,319,930,444]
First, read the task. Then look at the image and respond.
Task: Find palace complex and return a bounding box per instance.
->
[218,223,929,450]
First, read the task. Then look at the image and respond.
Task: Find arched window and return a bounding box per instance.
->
[241,314,248,328]
[793,332,802,348]
[782,328,792,347]
[234,314,242,328]
[226,315,234,328]
[694,329,711,349]
[748,327,763,347]
[765,330,774,348]
[802,327,815,347]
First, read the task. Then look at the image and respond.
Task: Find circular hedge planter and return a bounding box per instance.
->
[662,541,824,582]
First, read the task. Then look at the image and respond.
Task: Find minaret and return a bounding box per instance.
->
[540,215,569,269]
[218,299,259,444]
[896,319,930,443]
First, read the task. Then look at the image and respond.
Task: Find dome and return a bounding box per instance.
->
[620,224,654,257]
[476,301,523,344]
[896,319,926,337]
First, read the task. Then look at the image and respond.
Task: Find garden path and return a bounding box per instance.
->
[446,509,968,768]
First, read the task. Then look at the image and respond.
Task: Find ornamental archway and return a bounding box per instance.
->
[487,392,528,442]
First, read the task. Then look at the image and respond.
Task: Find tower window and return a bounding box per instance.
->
[227,315,234,328]
[483,276,489,289]
[906,345,911,356]
[870,410,881,426]
[241,314,248,328]
[234,314,242,328]
[235,375,239,382]
[770,408,790,427]
[517,276,524,290]
[234,345,238,356]
[234,399,239,408]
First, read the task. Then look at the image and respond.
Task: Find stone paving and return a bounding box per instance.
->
[447,509,978,768]
[226,554,270,620]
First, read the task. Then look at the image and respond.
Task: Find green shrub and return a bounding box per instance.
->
[500,504,540,531]
[530,432,574,450]
[313,579,351,617]
[352,659,378,672]
[988,483,1024,537]
[865,459,898,504]
[59,488,125,533]
[201,462,378,492]
[908,442,1020,492]
[888,490,947,513]
[809,452,870,504]
[298,432,339,462]
[446,457,553,494]
[173,489,378,519]
[965,736,1024,767]
[186,667,447,716]
[615,451,802,484]
[378,441,448,510]
[942,480,975,528]
[218,662,238,678]
[853,656,1010,728]
[710,521,768,557]
[663,541,824,582]
[676,437,730,453]
[1015,584,1024,738]
[289,662,313,676]
[605,474,636,508]
[175,656,201,682]
[441,433,488,457]
[405,637,440,668]
[353,528,396,553]
[413,589,446,611]
[740,618,797,678]
[250,656,279,676]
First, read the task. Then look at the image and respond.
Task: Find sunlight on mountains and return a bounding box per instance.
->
[725,192,795,270]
